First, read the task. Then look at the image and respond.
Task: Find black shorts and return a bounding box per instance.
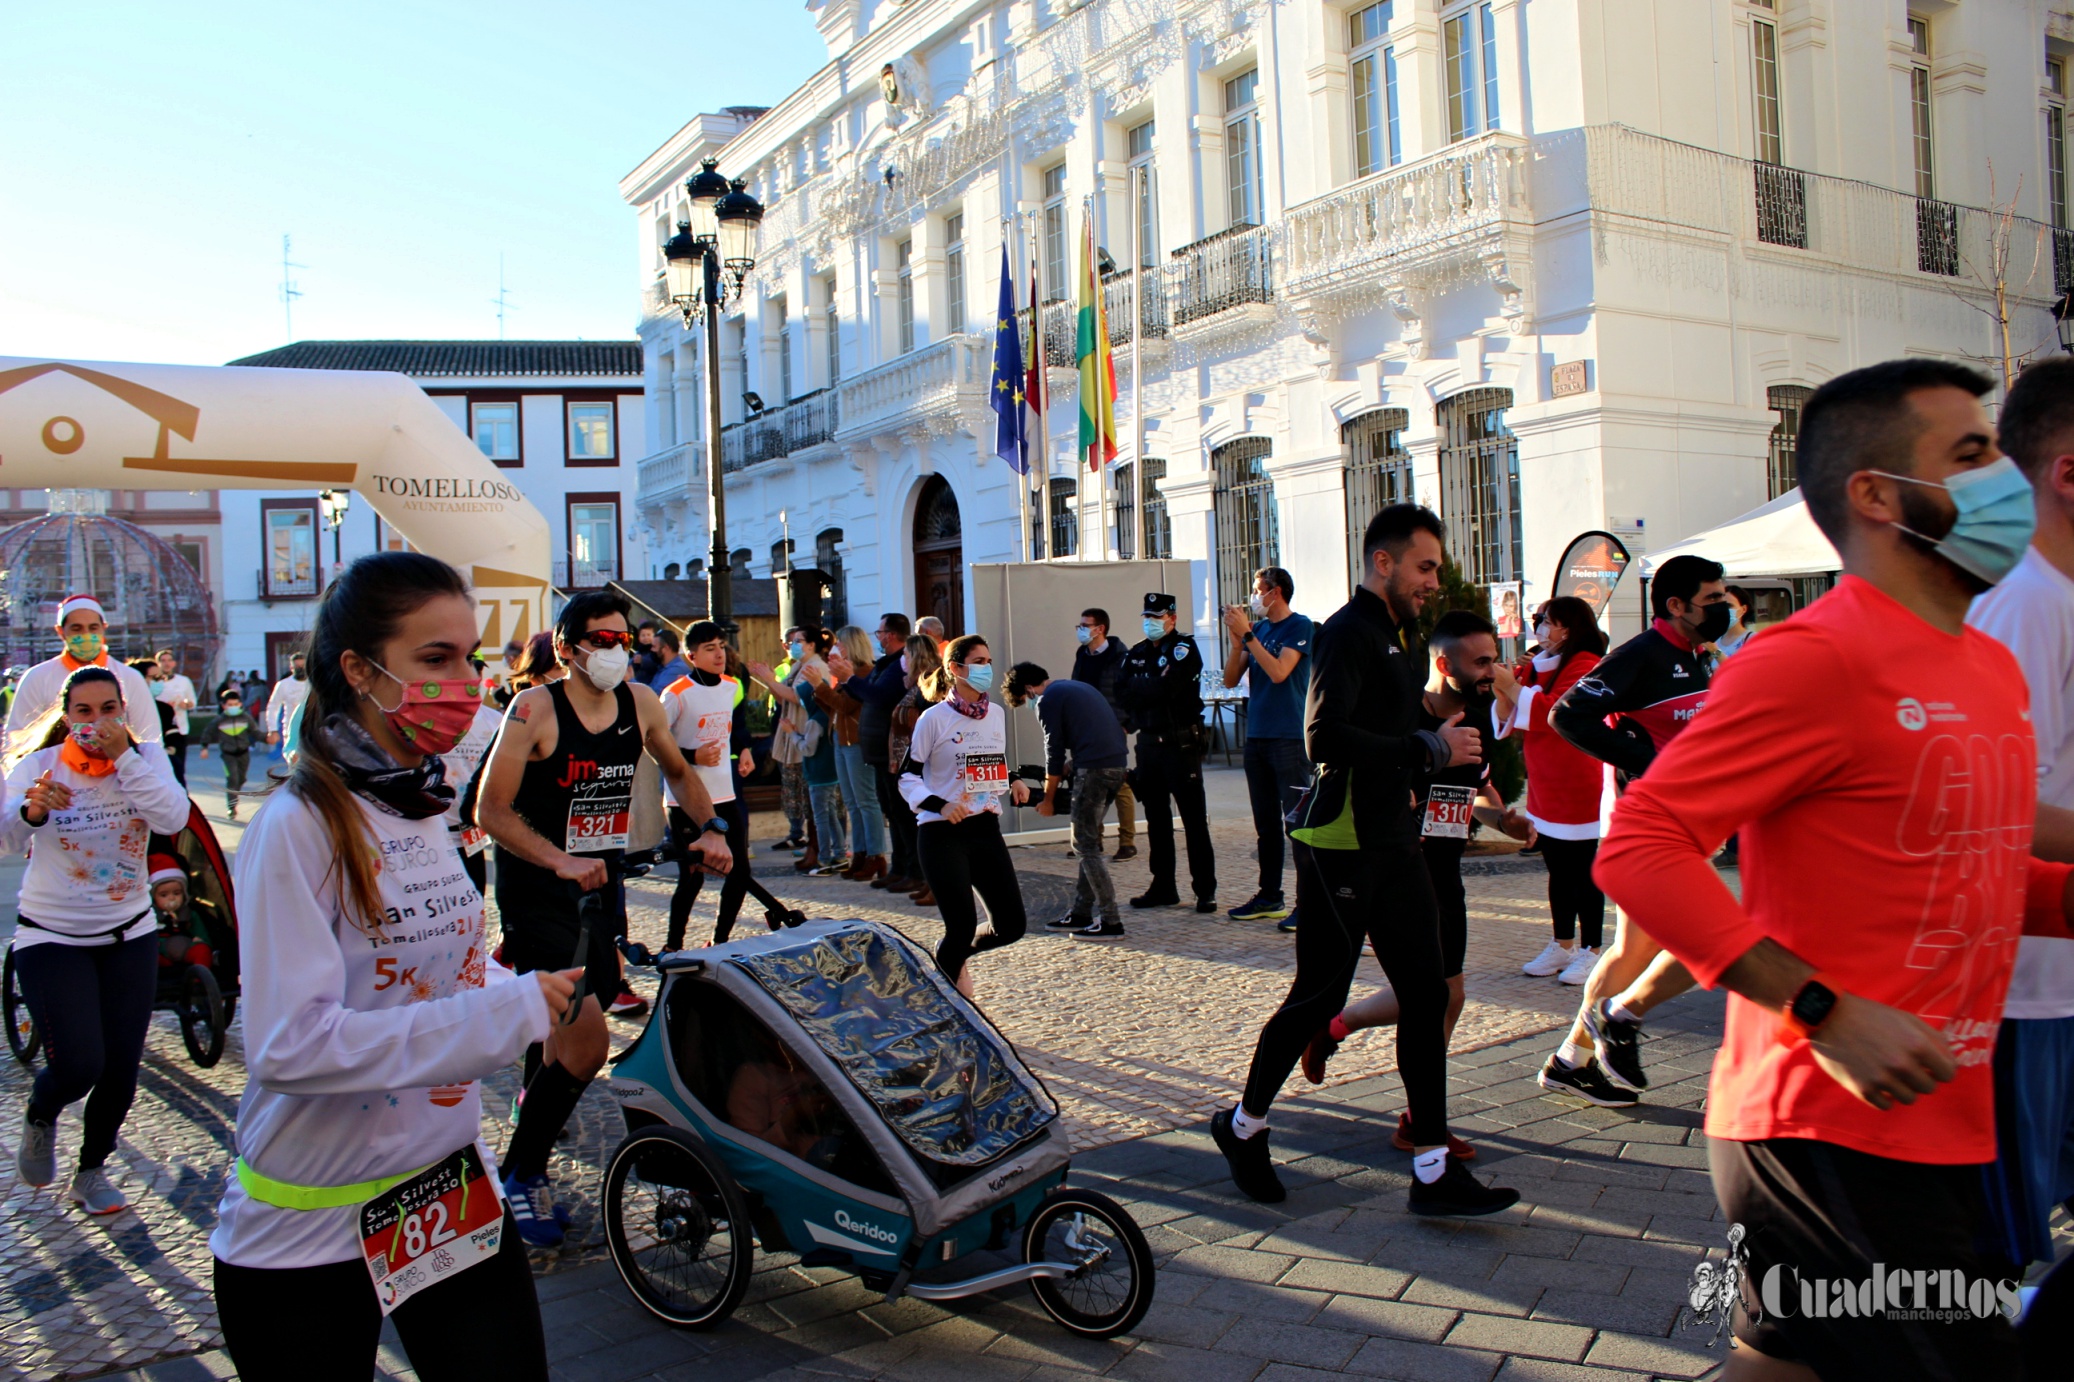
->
[1420,835,1468,979]
[1710,1136,2023,1381]
[495,856,624,1009]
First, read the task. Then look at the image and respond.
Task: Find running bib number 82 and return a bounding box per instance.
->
[360,1146,502,1315]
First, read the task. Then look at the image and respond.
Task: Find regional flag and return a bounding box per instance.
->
[987,245,1029,475]
[1076,208,1117,470]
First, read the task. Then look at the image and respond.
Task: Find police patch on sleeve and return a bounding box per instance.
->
[1174,644,1190,660]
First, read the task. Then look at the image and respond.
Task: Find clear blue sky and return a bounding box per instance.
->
[1,2,827,366]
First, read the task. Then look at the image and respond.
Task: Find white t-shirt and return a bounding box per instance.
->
[661,672,741,807]
[210,787,548,1269]
[3,655,163,756]
[439,704,505,844]
[1968,545,2074,1020]
[266,674,311,739]
[156,673,198,736]
[899,698,1010,826]
[2,742,192,945]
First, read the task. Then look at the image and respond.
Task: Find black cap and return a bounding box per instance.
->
[1142,592,1176,616]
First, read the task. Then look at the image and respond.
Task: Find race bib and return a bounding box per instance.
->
[360,1146,503,1316]
[1421,784,1475,839]
[459,825,489,857]
[959,751,1008,798]
[567,798,630,853]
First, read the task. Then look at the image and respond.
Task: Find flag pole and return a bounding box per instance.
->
[1130,164,1145,562]
[1031,218,1051,561]
[1079,198,1092,563]
[1010,215,1032,564]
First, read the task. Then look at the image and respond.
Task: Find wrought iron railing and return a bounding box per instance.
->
[1916,198,1960,276]
[719,390,838,472]
[553,557,619,589]
[1753,162,1807,248]
[2054,227,2074,294]
[1168,223,1274,327]
[1104,267,1169,344]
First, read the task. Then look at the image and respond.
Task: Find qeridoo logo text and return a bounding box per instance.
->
[834,1210,898,1245]
[371,475,523,503]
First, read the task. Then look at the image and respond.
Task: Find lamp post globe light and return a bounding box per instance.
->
[662,155,764,635]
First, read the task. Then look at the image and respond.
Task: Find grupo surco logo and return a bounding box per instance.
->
[371,474,522,507]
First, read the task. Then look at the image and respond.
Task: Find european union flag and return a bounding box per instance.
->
[988,244,1029,475]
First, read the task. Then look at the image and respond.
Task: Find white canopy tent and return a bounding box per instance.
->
[1638,488,1841,579]
[0,356,552,645]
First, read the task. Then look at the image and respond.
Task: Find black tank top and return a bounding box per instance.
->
[500,680,642,888]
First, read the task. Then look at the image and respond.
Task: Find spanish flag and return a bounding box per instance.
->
[1075,208,1117,471]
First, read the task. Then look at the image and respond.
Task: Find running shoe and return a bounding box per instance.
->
[1389,1111,1476,1160]
[1278,912,1300,933]
[1129,889,1180,909]
[1210,1108,1285,1204]
[1521,939,1574,977]
[1194,898,1218,914]
[17,1115,55,1187]
[606,985,648,1019]
[1046,913,1092,931]
[766,835,804,854]
[1227,894,1290,922]
[1536,1054,1638,1107]
[502,1173,566,1249]
[1112,844,1138,861]
[1556,947,1601,986]
[811,857,852,877]
[1300,1028,1339,1084]
[1071,919,1127,941]
[68,1167,127,1216]
[1407,1158,1518,1217]
[1582,999,1648,1091]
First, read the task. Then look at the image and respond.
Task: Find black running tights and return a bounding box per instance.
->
[915,812,1027,980]
[668,800,786,948]
[16,932,156,1170]
[1539,836,1604,949]
[1240,839,1452,1148]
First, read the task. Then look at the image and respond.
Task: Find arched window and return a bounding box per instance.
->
[1435,388,1518,589]
[1212,438,1279,611]
[1048,476,1078,559]
[1342,408,1412,589]
[1112,458,1172,561]
[1767,384,1813,500]
[816,528,846,628]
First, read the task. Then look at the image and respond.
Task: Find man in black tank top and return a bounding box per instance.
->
[477,590,731,1247]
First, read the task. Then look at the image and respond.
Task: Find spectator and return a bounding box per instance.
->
[916,615,947,648]
[1070,607,1136,860]
[1006,662,1130,940]
[632,619,663,688]
[1220,566,1314,924]
[649,626,691,691]
[819,626,887,881]
[843,614,918,890]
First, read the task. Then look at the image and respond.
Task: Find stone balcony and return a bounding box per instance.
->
[635,442,699,508]
[833,333,992,442]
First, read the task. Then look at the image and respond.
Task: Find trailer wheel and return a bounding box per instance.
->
[178,966,226,1068]
[604,1126,752,1329]
[1024,1186,1155,1338]
[4,947,38,1066]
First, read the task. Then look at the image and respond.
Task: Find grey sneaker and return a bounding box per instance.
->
[69,1166,127,1215]
[17,1115,55,1187]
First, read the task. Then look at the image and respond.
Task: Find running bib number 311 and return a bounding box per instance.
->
[1421,784,1475,840]
[959,752,1008,798]
[360,1146,502,1315]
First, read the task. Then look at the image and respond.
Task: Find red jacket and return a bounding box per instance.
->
[1512,651,1603,832]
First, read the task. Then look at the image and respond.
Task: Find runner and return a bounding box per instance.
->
[475,589,732,1247]
[1220,567,1314,925]
[436,669,505,898]
[262,652,309,756]
[1297,610,1534,1160]
[1116,592,1216,912]
[7,665,190,1214]
[1594,358,2074,1379]
[3,594,160,755]
[1212,504,1518,1216]
[660,621,795,948]
[1963,354,2074,1276]
[1534,554,1727,1106]
[207,551,576,1381]
[154,649,198,787]
[899,634,1031,996]
[196,686,259,820]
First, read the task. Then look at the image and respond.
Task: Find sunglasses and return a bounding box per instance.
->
[579,630,635,650]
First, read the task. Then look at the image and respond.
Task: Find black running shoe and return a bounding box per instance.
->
[1211,1108,1285,1203]
[1046,913,1091,931]
[1408,1157,1520,1217]
[1071,919,1126,941]
[1129,889,1181,909]
[1582,999,1648,1091]
[1536,1054,1639,1108]
[1194,898,1218,914]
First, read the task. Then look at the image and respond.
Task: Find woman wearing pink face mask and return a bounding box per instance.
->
[207,552,577,1382]
[6,665,190,1216]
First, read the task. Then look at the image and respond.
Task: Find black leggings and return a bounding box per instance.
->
[1421,836,1469,980]
[668,800,786,948]
[1241,838,1451,1147]
[875,763,918,880]
[15,932,157,1170]
[915,812,1027,980]
[1539,837,1604,948]
[214,1208,547,1382]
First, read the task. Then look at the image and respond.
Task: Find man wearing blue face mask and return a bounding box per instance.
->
[1071,608,1137,860]
[1115,592,1216,911]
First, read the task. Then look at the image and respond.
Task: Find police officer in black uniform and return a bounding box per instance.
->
[1116,592,1217,912]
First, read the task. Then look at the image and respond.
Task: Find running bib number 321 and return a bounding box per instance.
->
[566,801,630,853]
[360,1146,502,1315]
[1421,784,1475,840]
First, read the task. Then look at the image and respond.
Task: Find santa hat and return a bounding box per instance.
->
[55,594,105,625]
[149,854,185,887]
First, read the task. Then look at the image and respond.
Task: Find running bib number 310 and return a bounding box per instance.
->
[1421,784,1475,840]
[360,1146,502,1315]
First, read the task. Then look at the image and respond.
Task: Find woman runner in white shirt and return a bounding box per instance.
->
[208,552,578,1382]
[898,634,1031,996]
[8,666,191,1214]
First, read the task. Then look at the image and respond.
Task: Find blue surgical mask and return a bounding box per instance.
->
[872,634,886,654]
[788,641,804,662]
[1075,625,1093,645]
[1141,618,1164,641]
[1877,456,2036,586]
[963,663,994,693]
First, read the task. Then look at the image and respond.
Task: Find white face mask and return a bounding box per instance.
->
[580,645,631,691]
[1248,595,1268,619]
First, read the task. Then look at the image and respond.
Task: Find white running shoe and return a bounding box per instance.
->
[1522,940,1574,977]
[1557,946,1602,986]
[69,1167,127,1215]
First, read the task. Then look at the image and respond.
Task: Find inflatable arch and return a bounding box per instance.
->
[0,355,552,646]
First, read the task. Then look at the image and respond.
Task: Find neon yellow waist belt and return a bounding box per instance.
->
[234,1155,434,1211]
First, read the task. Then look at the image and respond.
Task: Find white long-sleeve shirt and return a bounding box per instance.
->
[2,741,192,945]
[3,655,162,756]
[209,787,549,1269]
[899,699,1009,826]
[438,704,504,840]
[264,674,310,739]
[156,672,198,736]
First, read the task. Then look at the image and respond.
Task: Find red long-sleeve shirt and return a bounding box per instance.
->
[1595,576,2073,1164]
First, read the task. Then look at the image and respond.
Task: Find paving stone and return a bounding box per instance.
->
[1401,1275,1546,1318]
[1214,1319,1366,1370]
[1530,1286,1683,1336]
[1106,1340,1269,1382]
[1310,1294,1459,1343]
[1168,1245,1299,1283]
[1343,1334,1503,1381]
[1492,1358,1651,1382]
[1444,1313,1593,1363]
[1582,1329,1725,1378]
[1277,1258,1413,1301]
[1186,1278,1330,1322]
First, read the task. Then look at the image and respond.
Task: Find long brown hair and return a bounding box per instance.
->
[925,634,987,702]
[906,633,947,703]
[1537,596,1607,678]
[511,630,560,689]
[293,551,473,936]
[7,665,123,769]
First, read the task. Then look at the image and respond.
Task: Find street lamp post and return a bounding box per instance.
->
[662,158,764,636]
[2054,290,2073,355]
[318,488,350,567]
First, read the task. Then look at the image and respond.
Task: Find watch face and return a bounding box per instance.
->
[1792,980,1838,1029]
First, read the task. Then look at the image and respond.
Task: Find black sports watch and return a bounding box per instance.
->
[700,816,729,837]
[1781,975,1839,1043]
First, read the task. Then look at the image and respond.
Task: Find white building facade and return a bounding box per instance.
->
[219,340,644,677]
[623,0,2074,643]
